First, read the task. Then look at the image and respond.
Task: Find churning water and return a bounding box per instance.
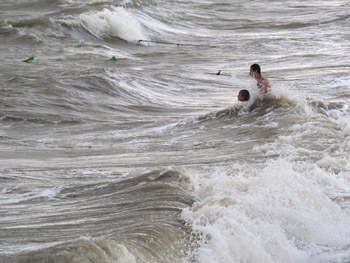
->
[1,0,350,262]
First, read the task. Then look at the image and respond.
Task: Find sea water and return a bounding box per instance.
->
[1,0,350,262]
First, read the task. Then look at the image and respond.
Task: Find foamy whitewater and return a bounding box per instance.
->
[1,0,350,262]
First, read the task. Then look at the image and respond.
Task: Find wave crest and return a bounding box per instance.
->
[79,7,149,43]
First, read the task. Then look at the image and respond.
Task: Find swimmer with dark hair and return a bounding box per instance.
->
[250,63,270,93]
[237,89,250,101]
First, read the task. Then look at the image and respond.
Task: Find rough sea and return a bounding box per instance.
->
[1,0,350,262]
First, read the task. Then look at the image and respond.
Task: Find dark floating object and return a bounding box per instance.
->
[23,56,34,63]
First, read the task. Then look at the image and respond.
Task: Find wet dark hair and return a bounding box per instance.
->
[250,63,261,74]
[240,89,250,101]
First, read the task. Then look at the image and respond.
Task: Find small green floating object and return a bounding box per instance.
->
[109,56,117,61]
[23,56,34,63]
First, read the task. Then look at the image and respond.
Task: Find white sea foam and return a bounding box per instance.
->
[182,159,350,263]
[79,7,149,43]
[0,186,63,205]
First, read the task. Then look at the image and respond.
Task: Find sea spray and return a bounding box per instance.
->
[79,7,149,43]
[182,160,350,263]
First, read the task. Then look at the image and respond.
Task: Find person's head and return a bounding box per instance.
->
[238,89,250,101]
[250,63,261,77]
